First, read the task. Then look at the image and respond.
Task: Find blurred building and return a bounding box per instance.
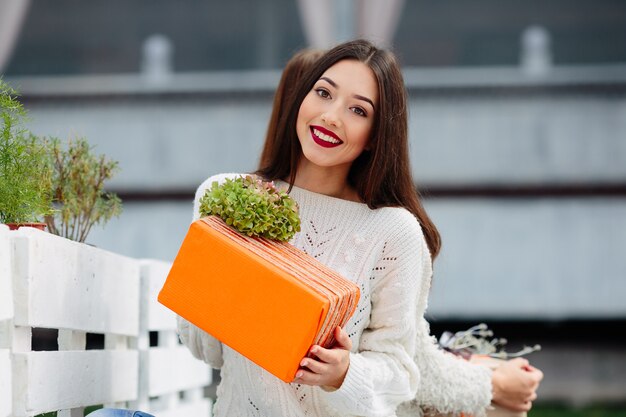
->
[2,0,626,406]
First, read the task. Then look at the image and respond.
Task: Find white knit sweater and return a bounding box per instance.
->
[177,173,492,417]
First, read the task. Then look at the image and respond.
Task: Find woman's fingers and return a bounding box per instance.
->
[309,345,338,364]
[510,357,530,369]
[526,391,538,402]
[491,358,543,412]
[300,357,327,374]
[294,357,333,386]
[334,326,352,350]
[308,327,351,363]
[528,366,544,384]
[293,329,352,388]
[294,368,321,385]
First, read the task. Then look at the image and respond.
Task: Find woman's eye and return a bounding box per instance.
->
[315,88,330,99]
[351,107,366,117]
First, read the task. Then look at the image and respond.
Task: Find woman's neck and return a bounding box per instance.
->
[292,161,360,202]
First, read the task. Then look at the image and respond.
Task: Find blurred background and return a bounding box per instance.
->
[2,0,625,414]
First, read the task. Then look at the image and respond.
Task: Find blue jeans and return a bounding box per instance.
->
[87,409,155,417]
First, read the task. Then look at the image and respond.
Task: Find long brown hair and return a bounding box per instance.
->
[257,40,441,259]
[259,48,324,168]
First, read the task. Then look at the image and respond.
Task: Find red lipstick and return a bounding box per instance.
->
[309,125,343,148]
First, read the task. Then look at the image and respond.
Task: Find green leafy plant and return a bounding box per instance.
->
[199,175,300,241]
[45,137,122,242]
[0,79,53,224]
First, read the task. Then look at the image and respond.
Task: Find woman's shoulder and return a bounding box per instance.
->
[194,172,245,200]
[372,206,429,252]
[376,206,424,234]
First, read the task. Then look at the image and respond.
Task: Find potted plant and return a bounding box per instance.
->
[0,79,52,229]
[45,137,122,243]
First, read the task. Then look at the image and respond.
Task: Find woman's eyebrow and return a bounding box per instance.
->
[354,94,375,110]
[319,76,337,88]
[319,76,375,110]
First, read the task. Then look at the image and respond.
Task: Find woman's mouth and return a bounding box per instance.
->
[310,126,343,148]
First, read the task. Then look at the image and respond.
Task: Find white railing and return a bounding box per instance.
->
[0,225,212,417]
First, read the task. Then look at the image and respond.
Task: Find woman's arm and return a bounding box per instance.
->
[406,317,495,417]
[177,315,224,368]
[403,319,543,417]
[308,215,430,417]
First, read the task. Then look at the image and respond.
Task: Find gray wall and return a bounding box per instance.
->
[12,66,626,321]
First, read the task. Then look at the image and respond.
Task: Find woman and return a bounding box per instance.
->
[261,40,538,415]
[183,39,430,416]
[261,43,542,417]
[181,40,541,417]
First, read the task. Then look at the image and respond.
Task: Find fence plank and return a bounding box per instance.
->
[140,260,176,331]
[58,330,86,350]
[57,408,84,417]
[145,346,210,397]
[0,226,12,322]
[0,349,11,417]
[12,350,138,416]
[12,228,140,335]
[0,228,11,417]
[135,260,212,415]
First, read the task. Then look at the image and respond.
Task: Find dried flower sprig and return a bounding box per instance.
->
[439,323,541,360]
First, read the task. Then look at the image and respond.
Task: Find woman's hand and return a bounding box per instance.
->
[491,357,544,412]
[293,326,352,389]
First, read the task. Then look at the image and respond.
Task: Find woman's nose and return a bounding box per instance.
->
[320,110,341,128]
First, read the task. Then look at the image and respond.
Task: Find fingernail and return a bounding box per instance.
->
[300,359,307,367]
[296,371,303,378]
[310,347,318,354]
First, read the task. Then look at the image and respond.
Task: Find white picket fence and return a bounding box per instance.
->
[0,225,213,417]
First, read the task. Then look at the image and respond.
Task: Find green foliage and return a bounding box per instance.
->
[531,403,626,417]
[0,79,53,224]
[45,137,122,242]
[199,175,300,241]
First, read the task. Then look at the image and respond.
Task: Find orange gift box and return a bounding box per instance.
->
[158,216,360,382]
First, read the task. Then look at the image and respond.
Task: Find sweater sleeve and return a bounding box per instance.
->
[175,173,242,369]
[394,231,493,417]
[319,214,428,417]
[395,317,493,417]
[409,317,493,417]
[177,315,224,368]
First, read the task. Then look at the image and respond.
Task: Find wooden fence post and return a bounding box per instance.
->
[132,259,212,416]
[0,225,13,417]
[9,227,140,416]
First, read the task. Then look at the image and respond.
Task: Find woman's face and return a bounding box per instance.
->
[296,59,378,174]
